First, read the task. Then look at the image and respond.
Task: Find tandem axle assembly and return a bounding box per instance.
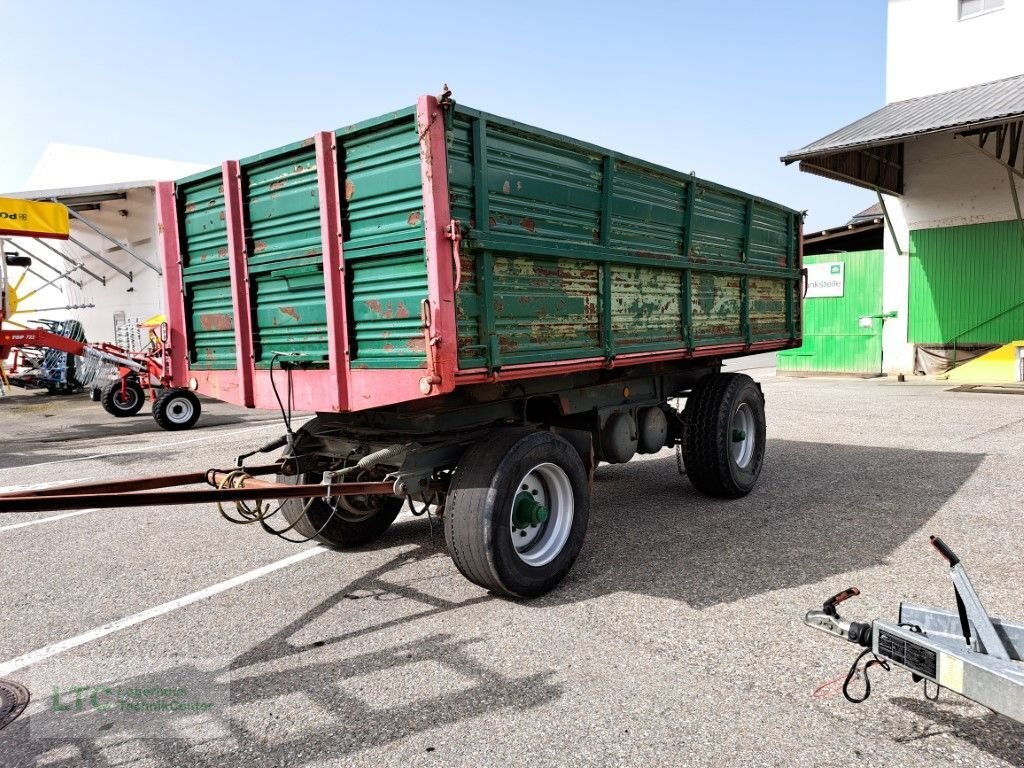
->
[805,536,1024,724]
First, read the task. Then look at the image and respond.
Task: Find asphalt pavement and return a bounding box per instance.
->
[1,374,1022,767]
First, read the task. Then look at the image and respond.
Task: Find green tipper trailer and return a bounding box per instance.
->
[152,89,804,597]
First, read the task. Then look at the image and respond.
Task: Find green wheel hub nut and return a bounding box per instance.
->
[731,429,747,442]
[512,491,549,529]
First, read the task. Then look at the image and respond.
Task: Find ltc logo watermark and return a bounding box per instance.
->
[51,684,215,714]
[29,656,230,739]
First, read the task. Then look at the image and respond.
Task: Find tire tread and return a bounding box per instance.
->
[682,372,764,499]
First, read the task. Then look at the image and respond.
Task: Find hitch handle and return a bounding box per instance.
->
[930,535,960,567]
[823,587,860,616]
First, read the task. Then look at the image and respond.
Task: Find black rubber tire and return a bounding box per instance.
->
[444,428,590,599]
[276,469,402,548]
[682,372,766,498]
[100,379,145,417]
[152,388,202,430]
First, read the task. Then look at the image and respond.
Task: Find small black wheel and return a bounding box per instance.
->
[444,428,590,598]
[152,388,201,430]
[100,379,145,417]
[682,372,766,498]
[276,479,401,549]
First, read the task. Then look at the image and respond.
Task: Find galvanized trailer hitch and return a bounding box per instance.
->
[805,536,1024,723]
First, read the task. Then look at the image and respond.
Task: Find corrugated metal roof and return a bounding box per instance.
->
[783,73,1024,163]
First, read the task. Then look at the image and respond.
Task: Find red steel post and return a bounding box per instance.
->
[155,181,188,387]
[416,94,457,397]
[222,160,256,408]
[315,131,350,412]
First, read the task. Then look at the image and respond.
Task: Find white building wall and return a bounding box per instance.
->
[901,133,1024,228]
[887,0,1024,101]
[879,0,1024,372]
[881,194,914,372]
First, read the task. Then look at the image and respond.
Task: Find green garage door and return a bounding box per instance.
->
[909,220,1024,345]
[778,250,883,375]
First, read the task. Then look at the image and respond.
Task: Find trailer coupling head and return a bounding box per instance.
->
[804,587,873,647]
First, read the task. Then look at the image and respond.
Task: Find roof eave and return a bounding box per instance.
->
[782,111,1024,165]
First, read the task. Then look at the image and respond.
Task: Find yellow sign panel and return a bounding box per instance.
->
[0,197,70,240]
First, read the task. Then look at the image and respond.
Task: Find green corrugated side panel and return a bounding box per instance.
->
[341,115,428,369]
[447,106,799,370]
[242,142,327,367]
[609,164,687,254]
[777,250,882,374]
[177,168,236,370]
[909,220,1024,344]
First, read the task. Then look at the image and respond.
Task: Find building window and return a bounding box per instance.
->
[959,0,1004,20]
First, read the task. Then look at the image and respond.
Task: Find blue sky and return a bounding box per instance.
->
[2,1,886,230]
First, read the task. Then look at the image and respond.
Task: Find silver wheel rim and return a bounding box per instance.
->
[510,462,574,567]
[730,403,756,469]
[165,396,194,424]
[116,388,139,410]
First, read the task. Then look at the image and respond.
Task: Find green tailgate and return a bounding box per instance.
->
[447,106,800,371]
[175,109,428,372]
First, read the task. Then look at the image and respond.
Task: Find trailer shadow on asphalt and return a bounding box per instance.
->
[2,525,561,766]
[0,438,992,765]
[559,438,985,609]
[891,696,1024,765]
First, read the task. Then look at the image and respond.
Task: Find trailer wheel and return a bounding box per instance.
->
[682,372,765,498]
[152,388,201,430]
[276,471,402,548]
[444,429,590,598]
[100,379,145,417]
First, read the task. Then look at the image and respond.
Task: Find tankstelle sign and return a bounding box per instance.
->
[0,197,70,240]
[805,261,844,298]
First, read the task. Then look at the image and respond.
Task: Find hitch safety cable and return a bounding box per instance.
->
[842,648,890,704]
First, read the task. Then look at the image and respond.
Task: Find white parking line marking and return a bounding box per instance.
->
[0,546,327,677]
[0,508,99,532]
[0,480,86,494]
[12,418,310,470]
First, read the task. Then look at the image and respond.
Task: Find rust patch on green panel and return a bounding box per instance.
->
[610,264,683,346]
[691,272,742,340]
[458,253,600,367]
[748,277,788,336]
[199,313,234,332]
